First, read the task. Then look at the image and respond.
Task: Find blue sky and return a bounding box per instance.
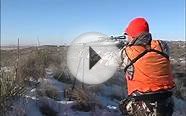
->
[1,0,185,45]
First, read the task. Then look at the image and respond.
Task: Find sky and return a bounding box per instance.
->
[1,0,185,45]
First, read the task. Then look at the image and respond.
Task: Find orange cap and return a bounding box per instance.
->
[125,17,149,38]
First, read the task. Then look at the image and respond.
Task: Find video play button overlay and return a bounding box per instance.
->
[67,32,120,84]
[89,46,101,70]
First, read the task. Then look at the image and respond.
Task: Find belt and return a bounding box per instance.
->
[129,91,172,101]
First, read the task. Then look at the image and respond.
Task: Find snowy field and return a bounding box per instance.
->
[4,69,186,116]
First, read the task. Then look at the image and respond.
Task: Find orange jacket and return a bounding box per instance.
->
[124,40,175,95]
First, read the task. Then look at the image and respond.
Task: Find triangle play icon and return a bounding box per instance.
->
[89,46,101,70]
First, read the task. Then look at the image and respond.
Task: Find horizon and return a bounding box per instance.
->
[1,39,186,46]
[1,0,185,45]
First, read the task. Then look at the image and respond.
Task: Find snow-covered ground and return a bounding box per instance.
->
[6,69,186,116]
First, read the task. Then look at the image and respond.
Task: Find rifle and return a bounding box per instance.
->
[110,35,127,49]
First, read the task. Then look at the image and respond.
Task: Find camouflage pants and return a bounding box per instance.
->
[119,96,174,116]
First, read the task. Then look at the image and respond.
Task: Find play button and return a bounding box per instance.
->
[67,32,120,84]
[89,46,101,70]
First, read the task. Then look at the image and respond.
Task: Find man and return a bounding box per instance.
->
[119,17,175,116]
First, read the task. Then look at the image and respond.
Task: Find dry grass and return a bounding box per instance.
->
[0,69,26,115]
[70,87,101,112]
[16,47,63,81]
[0,47,60,115]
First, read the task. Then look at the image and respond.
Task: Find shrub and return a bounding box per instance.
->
[36,81,61,101]
[18,52,46,81]
[53,68,73,84]
[174,77,186,100]
[70,87,101,112]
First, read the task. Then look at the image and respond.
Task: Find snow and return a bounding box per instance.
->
[24,95,38,100]
[107,105,117,110]
[6,69,186,116]
[30,88,36,92]
[57,100,75,104]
